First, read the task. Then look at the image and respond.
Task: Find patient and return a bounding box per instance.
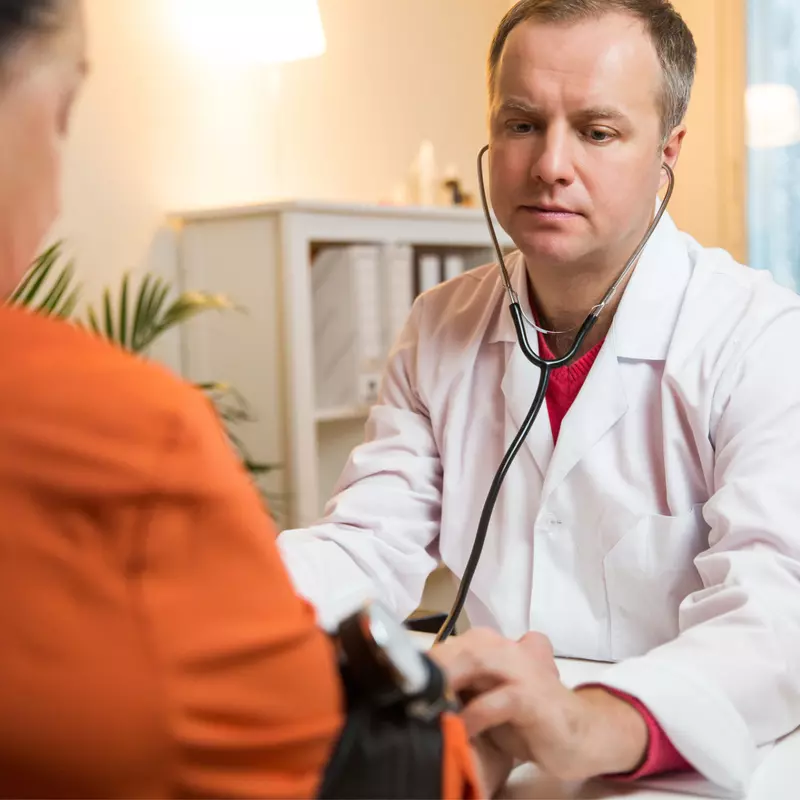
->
[0,1,483,797]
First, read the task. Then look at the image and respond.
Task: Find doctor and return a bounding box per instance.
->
[279,0,800,793]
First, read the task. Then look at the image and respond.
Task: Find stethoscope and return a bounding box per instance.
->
[434,144,676,643]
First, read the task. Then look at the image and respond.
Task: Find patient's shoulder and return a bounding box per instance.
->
[2,305,196,409]
[0,306,212,488]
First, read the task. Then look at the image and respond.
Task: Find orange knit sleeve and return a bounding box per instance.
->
[135,391,344,798]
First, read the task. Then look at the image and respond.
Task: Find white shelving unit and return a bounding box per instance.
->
[170,199,513,531]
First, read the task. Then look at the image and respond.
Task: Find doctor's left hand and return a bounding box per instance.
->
[431,629,648,782]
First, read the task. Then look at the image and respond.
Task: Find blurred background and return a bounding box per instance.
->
[56,0,512,300]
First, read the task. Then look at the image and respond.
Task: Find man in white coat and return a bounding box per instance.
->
[279,0,800,793]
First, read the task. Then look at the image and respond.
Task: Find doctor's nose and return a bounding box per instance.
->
[531,129,576,187]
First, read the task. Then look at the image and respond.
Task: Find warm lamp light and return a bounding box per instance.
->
[170,0,327,66]
[746,83,800,149]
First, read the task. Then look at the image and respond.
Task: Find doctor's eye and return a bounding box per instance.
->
[584,128,616,144]
[507,121,536,135]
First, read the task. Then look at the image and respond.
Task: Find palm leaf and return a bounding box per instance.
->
[118,272,130,349]
[198,381,282,485]
[56,288,81,318]
[242,458,279,475]
[131,279,171,353]
[103,286,115,341]
[39,261,74,315]
[9,242,82,319]
[196,381,232,393]
[10,243,60,305]
[86,304,101,335]
[142,278,169,329]
[158,291,239,330]
[130,274,154,351]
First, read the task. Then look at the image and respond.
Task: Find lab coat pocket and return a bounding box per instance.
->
[602,504,708,660]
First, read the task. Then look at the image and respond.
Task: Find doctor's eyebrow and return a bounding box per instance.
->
[572,106,630,124]
[495,99,630,125]
[495,99,544,117]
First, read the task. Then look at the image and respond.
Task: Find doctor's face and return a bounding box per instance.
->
[488,12,684,272]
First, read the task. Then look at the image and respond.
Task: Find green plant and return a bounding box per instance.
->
[10,242,282,513]
[9,242,81,318]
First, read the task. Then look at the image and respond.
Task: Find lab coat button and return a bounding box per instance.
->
[537,514,561,533]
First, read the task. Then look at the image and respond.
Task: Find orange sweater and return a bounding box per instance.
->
[0,305,349,797]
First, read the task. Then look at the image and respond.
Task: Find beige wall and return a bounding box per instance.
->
[669,0,747,262]
[55,0,510,308]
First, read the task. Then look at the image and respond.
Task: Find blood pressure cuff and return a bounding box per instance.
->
[317,655,481,799]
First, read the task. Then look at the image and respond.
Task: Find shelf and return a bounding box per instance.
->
[169,197,497,225]
[315,405,372,424]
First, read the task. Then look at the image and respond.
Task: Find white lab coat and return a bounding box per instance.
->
[278,212,800,793]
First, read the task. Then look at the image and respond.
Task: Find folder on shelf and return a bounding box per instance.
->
[417,253,442,294]
[380,243,414,356]
[462,247,496,271]
[312,244,383,412]
[444,253,466,282]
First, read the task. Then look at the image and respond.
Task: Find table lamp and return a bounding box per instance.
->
[169,0,326,66]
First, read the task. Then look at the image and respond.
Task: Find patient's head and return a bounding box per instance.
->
[0,0,87,298]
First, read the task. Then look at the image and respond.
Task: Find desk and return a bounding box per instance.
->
[502,735,799,799]
[408,633,798,799]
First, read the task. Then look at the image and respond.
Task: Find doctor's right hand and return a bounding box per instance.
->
[470,733,515,797]
[431,629,649,782]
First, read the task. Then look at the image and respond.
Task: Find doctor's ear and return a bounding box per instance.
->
[660,124,686,188]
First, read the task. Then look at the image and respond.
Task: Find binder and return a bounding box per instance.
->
[380,243,414,356]
[444,253,466,282]
[312,245,383,411]
[417,254,442,293]
[462,247,495,271]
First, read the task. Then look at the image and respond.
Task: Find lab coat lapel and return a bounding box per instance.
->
[541,339,627,499]
[541,210,690,497]
[500,342,554,478]
[495,252,554,478]
[494,212,689,488]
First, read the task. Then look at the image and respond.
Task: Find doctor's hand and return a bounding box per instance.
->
[431,629,649,783]
[470,733,515,797]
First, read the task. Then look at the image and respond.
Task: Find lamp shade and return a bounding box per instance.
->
[746,83,800,149]
[170,0,326,66]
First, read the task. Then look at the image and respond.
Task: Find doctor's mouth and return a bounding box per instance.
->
[518,203,585,223]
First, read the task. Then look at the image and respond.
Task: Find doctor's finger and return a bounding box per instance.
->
[518,632,559,676]
[431,632,523,692]
[459,685,523,738]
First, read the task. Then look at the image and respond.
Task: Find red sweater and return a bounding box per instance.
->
[537,331,691,779]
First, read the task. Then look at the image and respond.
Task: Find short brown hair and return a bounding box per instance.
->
[488,0,697,139]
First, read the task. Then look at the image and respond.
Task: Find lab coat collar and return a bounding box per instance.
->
[487,249,534,346]
[611,210,692,361]
[487,210,692,362]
